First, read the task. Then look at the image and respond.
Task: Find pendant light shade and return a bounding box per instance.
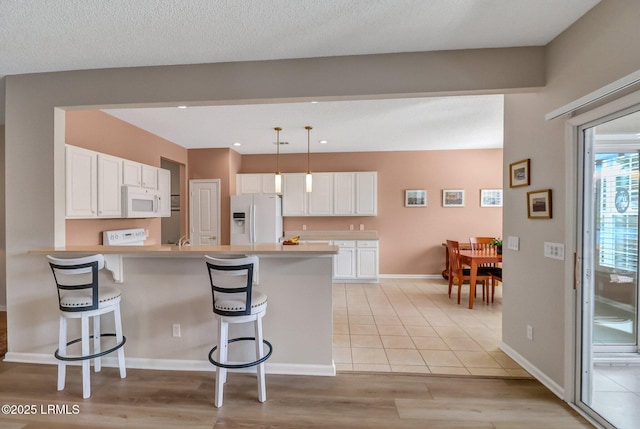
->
[305,126,313,193]
[274,127,282,193]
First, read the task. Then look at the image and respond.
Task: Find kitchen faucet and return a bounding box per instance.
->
[177,235,191,249]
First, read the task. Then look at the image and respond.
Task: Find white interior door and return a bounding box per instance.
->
[189,179,220,245]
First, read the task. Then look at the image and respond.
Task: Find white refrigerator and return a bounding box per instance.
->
[230,194,283,245]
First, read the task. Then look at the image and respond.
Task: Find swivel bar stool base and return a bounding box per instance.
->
[47,254,127,399]
[205,255,273,408]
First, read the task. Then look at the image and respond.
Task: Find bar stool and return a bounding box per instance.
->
[205,255,273,408]
[47,254,126,399]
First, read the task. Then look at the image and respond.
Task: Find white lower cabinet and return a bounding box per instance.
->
[356,240,379,279]
[333,241,357,280]
[333,240,379,282]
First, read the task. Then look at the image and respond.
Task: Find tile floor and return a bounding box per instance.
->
[333,277,531,377]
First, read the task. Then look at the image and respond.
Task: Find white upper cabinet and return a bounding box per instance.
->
[96,153,122,217]
[280,171,377,217]
[356,172,377,216]
[66,145,97,218]
[141,164,158,189]
[307,173,333,216]
[236,173,278,195]
[333,172,356,215]
[66,144,169,219]
[282,173,307,216]
[122,159,142,187]
[157,167,171,217]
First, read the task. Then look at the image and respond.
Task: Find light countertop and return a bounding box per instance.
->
[285,230,379,241]
[31,243,339,256]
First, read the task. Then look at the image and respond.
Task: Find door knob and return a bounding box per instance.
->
[210,236,217,240]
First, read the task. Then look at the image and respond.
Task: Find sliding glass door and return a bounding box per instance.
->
[578,108,640,429]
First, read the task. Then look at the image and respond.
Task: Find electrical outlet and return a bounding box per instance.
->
[350,224,354,231]
[359,224,364,231]
[526,324,533,340]
[544,242,565,260]
[172,323,181,337]
[302,224,306,231]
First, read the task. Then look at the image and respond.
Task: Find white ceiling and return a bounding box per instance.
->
[1,0,601,152]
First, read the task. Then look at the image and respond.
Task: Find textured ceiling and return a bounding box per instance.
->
[1,0,601,151]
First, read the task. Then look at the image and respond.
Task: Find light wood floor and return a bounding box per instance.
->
[0,360,591,428]
[0,286,591,428]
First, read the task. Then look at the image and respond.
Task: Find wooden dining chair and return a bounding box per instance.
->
[469,237,502,304]
[446,240,493,305]
[489,268,502,303]
[469,237,495,251]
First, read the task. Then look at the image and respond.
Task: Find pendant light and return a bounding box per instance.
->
[305,125,313,193]
[274,127,282,193]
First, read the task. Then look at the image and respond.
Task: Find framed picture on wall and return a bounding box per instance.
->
[443,189,465,207]
[480,189,503,207]
[510,158,530,188]
[405,190,427,207]
[527,189,552,219]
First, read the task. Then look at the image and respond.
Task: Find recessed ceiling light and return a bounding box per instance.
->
[310,101,319,104]
[177,105,188,109]
[319,140,328,144]
[233,142,241,147]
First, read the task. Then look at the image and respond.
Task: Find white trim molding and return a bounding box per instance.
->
[499,342,564,399]
[2,352,336,376]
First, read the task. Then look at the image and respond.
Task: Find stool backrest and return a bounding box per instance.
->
[47,254,105,312]
[205,255,258,317]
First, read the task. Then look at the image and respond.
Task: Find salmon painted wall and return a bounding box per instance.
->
[65,110,188,245]
[64,110,501,274]
[241,149,503,275]
[187,148,237,245]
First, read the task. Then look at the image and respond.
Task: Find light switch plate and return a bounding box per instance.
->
[507,236,519,251]
[544,242,565,260]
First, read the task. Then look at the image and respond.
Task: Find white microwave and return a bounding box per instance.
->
[122,186,159,218]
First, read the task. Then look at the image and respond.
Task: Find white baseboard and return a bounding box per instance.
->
[499,341,564,399]
[379,274,443,279]
[2,352,336,376]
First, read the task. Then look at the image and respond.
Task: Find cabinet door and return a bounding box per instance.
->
[157,168,171,217]
[282,173,307,216]
[122,160,142,187]
[356,172,377,215]
[66,145,97,218]
[237,174,262,194]
[356,241,379,279]
[307,173,333,215]
[141,164,158,189]
[97,153,122,217]
[333,243,356,279]
[261,173,277,194]
[334,172,355,215]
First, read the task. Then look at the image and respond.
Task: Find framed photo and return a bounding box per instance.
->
[443,189,465,207]
[405,189,427,207]
[171,194,180,211]
[510,158,530,188]
[527,189,552,219]
[480,189,503,207]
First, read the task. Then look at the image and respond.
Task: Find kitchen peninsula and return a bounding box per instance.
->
[20,243,338,376]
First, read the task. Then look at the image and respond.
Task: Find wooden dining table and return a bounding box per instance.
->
[458,249,502,309]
